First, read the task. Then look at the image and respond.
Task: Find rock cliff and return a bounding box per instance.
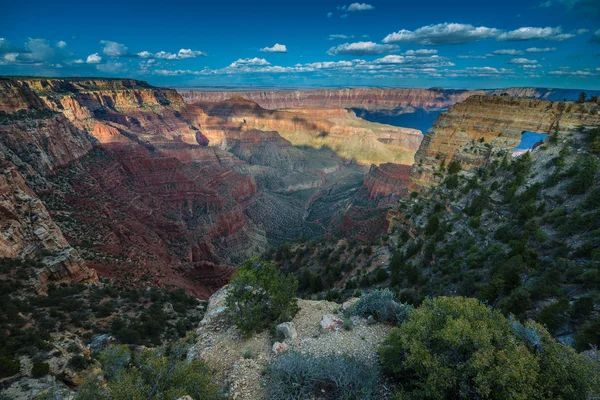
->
[179,88,482,111]
[409,95,600,191]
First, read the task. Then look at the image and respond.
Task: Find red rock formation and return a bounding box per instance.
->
[364,163,411,204]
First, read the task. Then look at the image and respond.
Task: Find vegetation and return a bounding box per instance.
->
[75,341,221,399]
[265,351,378,400]
[349,289,413,324]
[379,297,599,400]
[226,258,299,336]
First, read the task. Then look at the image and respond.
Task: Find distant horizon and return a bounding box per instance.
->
[2,75,600,93]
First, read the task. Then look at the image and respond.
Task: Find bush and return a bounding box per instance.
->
[226,258,299,336]
[537,298,570,333]
[265,352,378,400]
[567,155,598,195]
[75,340,221,400]
[349,289,413,324]
[379,296,599,400]
[31,362,50,378]
[574,317,600,351]
[0,356,20,378]
[68,354,89,372]
[447,160,461,174]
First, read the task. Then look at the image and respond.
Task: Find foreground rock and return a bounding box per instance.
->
[193,294,393,400]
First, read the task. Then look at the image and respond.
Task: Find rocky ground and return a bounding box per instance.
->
[192,287,394,400]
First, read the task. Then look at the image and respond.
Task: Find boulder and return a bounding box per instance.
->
[320,314,344,333]
[272,342,289,354]
[276,322,298,341]
[200,285,230,325]
[88,334,115,354]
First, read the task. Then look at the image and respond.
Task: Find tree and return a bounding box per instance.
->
[379,296,599,400]
[226,258,299,335]
[577,92,587,104]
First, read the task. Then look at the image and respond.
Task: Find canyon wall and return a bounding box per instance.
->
[193,96,422,166]
[179,88,483,111]
[409,95,600,191]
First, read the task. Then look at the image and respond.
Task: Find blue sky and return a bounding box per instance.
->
[1,0,599,89]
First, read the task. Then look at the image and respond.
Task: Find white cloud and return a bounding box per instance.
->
[525,47,557,52]
[101,40,128,57]
[259,43,287,53]
[86,53,102,63]
[177,49,207,58]
[96,62,124,73]
[329,34,353,40]
[153,49,207,59]
[375,54,454,67]
[508,57,538,64]
[493,49,524,55]
[327,41,399,56]
[327,12,333,17]
[56,40,67,49]
[549,69,597,76]
[73,59,85,64]
[591,29,600,43]
[383,23,500,45]
[498,26,574,41]
[537,0,553,7]
[230,58,270,68]
[404,49,438,55]
[457,54,491,59]
[137,51,153,58]
[346,3,374,11]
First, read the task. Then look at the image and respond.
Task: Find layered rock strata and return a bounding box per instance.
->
[409,95,600,191]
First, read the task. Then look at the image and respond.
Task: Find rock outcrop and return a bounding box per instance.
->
[409,95,600,191]
[364,163,411,204]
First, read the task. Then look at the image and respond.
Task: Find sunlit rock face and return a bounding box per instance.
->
[190,96,422,167]
[409,95,600,192]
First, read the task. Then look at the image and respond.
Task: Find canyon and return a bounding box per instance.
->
[2,78,599,300]
[0,78,421,298]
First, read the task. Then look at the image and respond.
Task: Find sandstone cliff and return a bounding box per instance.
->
[409,95,600,191]
[179,88,482,111]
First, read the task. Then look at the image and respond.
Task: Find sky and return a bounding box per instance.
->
[1,0,599,89]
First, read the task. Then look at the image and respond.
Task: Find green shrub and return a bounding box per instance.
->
[265,352,378,400]
[574,317,600,351]
[349,289,413,324]
[447,160,461,174]
[0,356,20,378]
[379,296,599,400]
[75,341,221,400]
[68,354,89,372]
[226,258,299,336]
[567,155,598,195]
[537,298,570,333]
[31,362,50,378]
